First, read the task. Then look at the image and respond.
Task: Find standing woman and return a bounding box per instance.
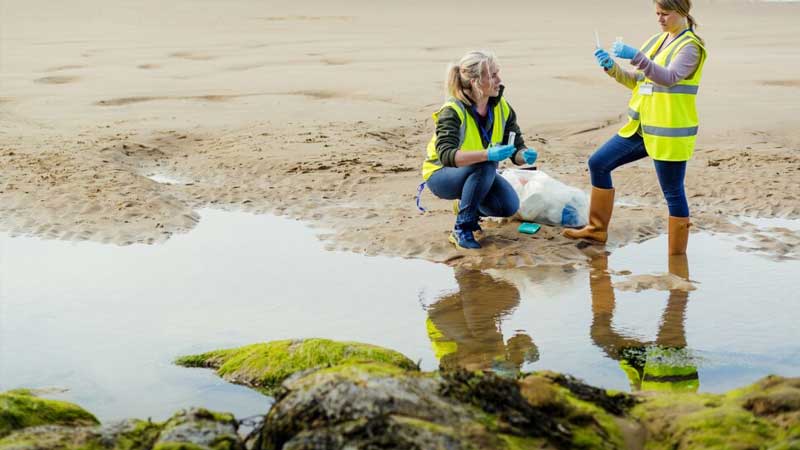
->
[421,50,538,250]
[563,0,707,255]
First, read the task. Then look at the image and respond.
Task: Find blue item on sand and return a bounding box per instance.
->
[518,222,541,235]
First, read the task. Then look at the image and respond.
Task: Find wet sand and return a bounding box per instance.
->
[1,0,799,268]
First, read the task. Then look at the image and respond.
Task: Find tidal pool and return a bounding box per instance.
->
[1,210,798,422]
[0,210,455,421]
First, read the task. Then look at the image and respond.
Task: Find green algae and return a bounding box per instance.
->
[498,434,550,450]
[390,415,459,438]
[112,419,163,450]
[561,392,625,450]
[152,443,207,450]
[175,338,418,393]
[0,390,98,438]
[631,391,781,450]
[0,418,162,450]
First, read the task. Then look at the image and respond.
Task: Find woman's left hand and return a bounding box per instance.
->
[522,148,538,165]
[612,41,638,59]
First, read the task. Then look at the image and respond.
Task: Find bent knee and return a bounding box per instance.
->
[587,154,606,174]
[500,196,520,217]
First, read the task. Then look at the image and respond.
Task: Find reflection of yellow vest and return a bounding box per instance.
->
[618,31,707,161]
[620,347,699,393]
[426,318,457,360]
[421,97,511,181]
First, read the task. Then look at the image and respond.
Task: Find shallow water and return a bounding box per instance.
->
[0,210,455,421]
[1,210,799,421]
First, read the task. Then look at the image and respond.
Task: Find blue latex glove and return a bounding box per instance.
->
[487,144,515,162]
[612,40,638,59]
[594,48,614,70]
[522,148,538,165]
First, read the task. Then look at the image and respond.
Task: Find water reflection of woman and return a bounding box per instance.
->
[590,253,699,392]
[425,269,539,376]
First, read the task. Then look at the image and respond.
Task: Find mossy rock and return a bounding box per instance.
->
[154,408,242,450]
[0,390,98,438]
[0,418,162,450]
[263,363,553,450]
[631,388,783,450]
[175,338,418,394]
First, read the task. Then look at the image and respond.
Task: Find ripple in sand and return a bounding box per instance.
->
[285,90,395,104]
[288,89,340,100]
[759,80,800,87]
[44,64,86,72]
[144,173,192,185]
[95,94,248,106]
[257,15,354,22]
[553,75,603,86]
[226,62,266,71]
[321,58,351,66]
[34,75,79,85]
[169,51,216,61]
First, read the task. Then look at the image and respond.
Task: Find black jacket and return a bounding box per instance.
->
[434,85,526,167]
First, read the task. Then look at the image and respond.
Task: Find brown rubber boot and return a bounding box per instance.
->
[562,187,615,243]
[668,216,691,255]
[668,254,690,279]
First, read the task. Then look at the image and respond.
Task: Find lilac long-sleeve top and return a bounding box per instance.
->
[607,39,701,89]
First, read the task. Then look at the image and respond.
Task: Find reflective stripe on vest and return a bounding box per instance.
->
[618,30,707,161]
[421,97,511,181]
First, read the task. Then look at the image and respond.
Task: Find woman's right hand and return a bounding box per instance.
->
[594,48,614,70]
[487,144,516,162]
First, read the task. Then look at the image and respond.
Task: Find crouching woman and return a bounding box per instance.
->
[421,50,538,249]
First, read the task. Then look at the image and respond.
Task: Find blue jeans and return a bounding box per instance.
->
[427,161,519,230]
[588,134,689,217]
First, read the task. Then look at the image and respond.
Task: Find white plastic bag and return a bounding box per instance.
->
[501,169,588,228]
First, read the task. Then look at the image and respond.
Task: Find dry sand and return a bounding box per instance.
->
[2,0,799,269]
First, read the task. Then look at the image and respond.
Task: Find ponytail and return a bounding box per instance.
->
[442,50,497,106]
[655,0,705,45]
[687,14,704,45]
[445,64,469,105]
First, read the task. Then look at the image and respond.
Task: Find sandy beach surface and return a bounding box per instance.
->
[2,0,799,269]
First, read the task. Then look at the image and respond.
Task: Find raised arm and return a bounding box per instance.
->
[605,64,639,90]
[631,43,700,87]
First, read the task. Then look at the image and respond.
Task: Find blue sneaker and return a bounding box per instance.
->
[449,228,481,249]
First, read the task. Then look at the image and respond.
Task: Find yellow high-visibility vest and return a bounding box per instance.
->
[619,347,699,393]
[618,30,707,161]
[421,97,511,181]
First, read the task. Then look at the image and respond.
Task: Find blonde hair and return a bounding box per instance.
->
[444,50,498,106]
[655,0,704,45]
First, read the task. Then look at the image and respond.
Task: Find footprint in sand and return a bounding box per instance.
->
[34,75,80,85]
